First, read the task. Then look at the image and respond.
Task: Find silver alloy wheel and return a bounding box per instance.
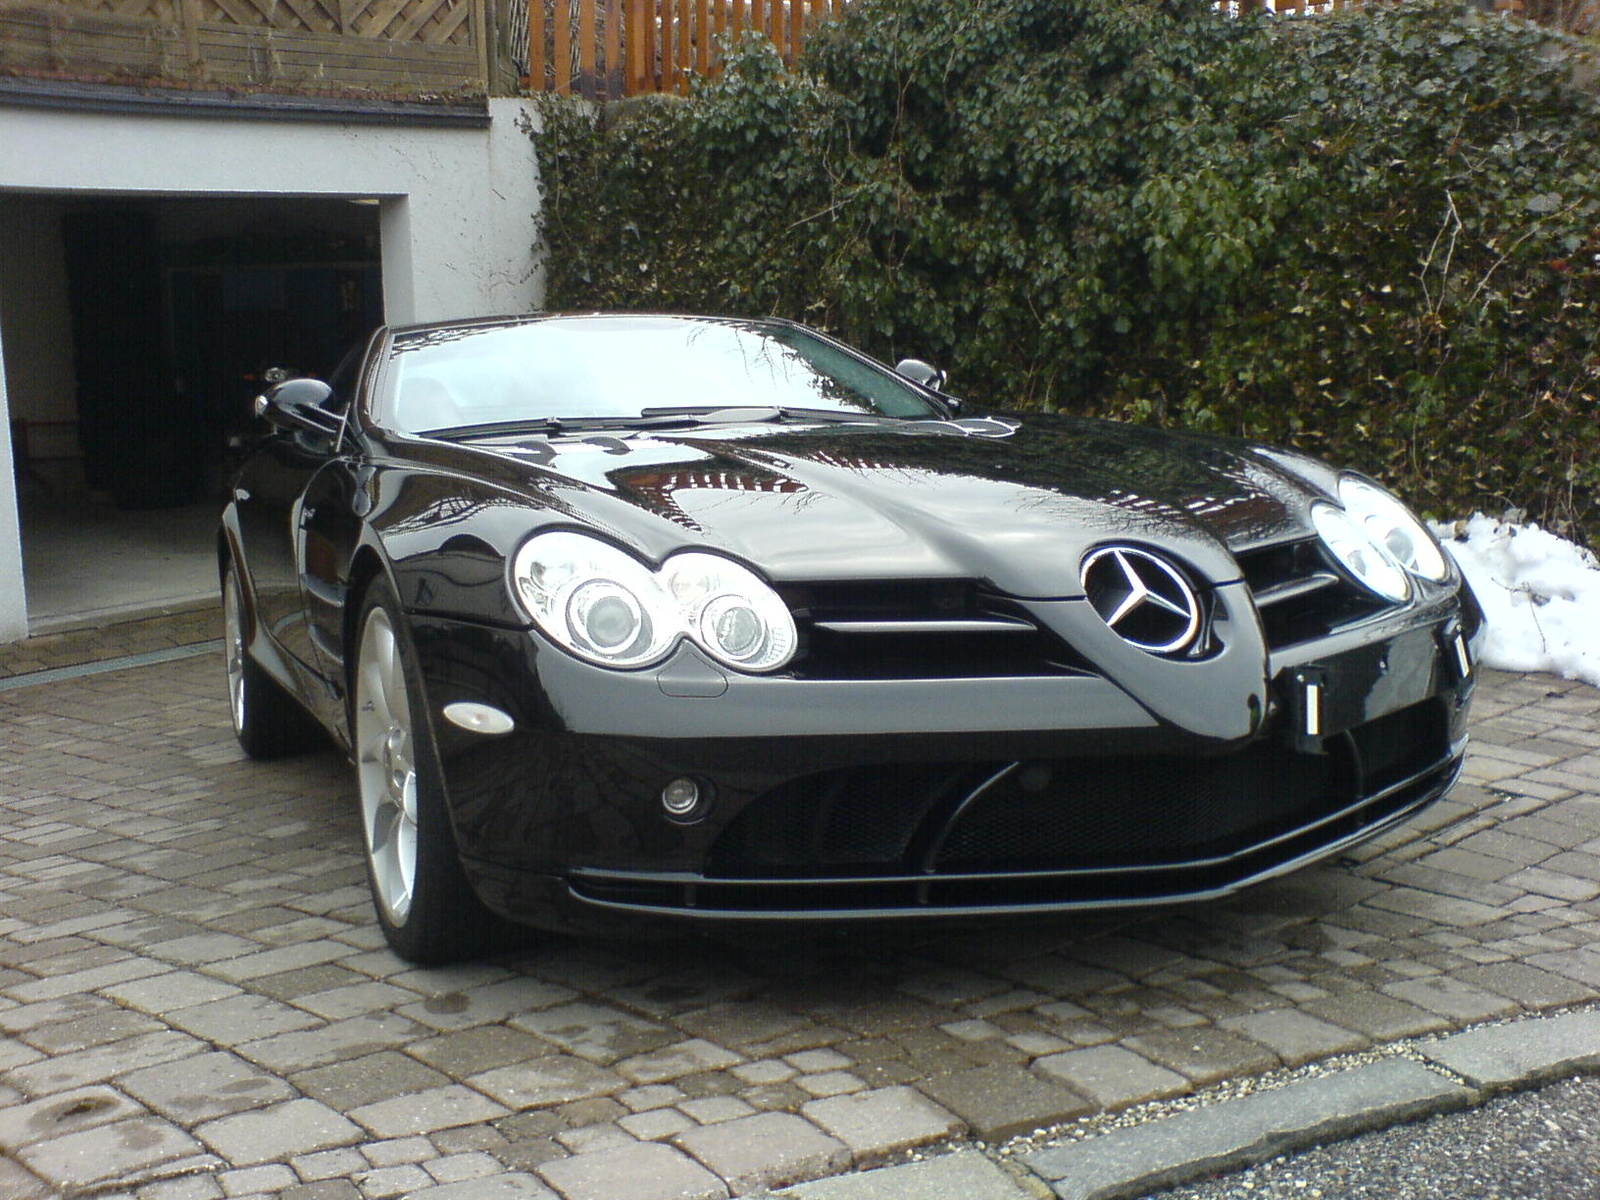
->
[355,606,419,925]
[223,568,247,736]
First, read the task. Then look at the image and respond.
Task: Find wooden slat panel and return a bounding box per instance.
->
[553,0,571,91]
[623,0,645,92]
[604,0,621,97]
[528,0,544,86]
[578,0,596,92]
[789,0,802,60]
[694,0,707,77]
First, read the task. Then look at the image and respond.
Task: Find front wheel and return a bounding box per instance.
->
[223,562,321,760]
[352,579,501,963]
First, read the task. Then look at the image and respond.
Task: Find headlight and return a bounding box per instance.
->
[1312,502,1412,602]
[1338,477,1450,582]
[512,532,797,672]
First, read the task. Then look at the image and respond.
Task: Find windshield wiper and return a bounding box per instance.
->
[639,405,910,426]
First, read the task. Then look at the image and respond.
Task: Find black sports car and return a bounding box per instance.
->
[220,313,1483,962]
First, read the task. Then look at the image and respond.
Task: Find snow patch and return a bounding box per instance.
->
[1431,515,1600,688]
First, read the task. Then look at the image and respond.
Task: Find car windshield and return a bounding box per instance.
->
[382,315,944,434]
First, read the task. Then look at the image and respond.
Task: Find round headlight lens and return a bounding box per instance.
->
[512,532,675,667]
[1312,502,1412,602]
[663,552,798,672]
[1338,477,1450,582]
[512,534,796,672]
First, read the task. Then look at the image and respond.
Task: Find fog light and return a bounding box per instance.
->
[661,777,705,821]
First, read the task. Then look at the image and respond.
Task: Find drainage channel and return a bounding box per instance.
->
[0,640,222,692]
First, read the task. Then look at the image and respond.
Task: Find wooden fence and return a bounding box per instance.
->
[526,0,1590,102]
[0,0,488,97]
[522,0,845,101]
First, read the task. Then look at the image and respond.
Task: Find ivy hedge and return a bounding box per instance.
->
[534,0,1600,542]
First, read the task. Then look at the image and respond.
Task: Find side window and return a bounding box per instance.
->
[321,341,365,413]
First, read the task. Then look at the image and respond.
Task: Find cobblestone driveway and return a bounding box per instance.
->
[3,650,1599,1199]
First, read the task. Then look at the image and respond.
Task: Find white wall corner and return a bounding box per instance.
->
[0,318,30,643]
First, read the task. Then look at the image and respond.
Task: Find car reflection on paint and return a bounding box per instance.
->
[219,313,1483,963]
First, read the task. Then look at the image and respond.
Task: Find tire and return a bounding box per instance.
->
[223,563,322,760]
[351,579,501,963]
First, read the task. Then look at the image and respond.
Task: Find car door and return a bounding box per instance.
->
[231,422,342,691]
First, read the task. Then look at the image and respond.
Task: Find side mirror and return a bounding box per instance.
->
[254,378,341,437]
[894,358,948,392]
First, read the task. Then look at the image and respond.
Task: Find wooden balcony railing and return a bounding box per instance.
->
[0,0,488,98]
[521,0,845,101]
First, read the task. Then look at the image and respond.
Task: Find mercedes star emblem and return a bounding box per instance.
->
[1080,546,1202,655]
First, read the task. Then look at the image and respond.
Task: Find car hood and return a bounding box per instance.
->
[434,412,1330,597]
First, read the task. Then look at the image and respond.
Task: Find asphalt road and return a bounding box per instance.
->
[1153,1076,1600,1199]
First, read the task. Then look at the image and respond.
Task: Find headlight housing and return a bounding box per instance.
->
[1338,477,1450,582]
[512,531,797,672]
[1311,475,1450,602]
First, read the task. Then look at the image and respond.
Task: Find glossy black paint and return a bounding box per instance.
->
[221,313,1483,935]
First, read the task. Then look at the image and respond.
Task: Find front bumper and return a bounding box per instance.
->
[408,588,1481,933]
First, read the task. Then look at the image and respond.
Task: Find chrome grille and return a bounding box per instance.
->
[779,580,1093,681]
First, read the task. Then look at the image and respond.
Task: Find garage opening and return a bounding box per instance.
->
[2,194,382,632]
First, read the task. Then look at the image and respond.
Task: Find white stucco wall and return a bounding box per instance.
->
[0,96,544,642]
[0,316,23,643]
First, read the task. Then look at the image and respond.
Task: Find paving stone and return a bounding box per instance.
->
[468,1053,630,1109]
[1421,1008,1600,1087]
[292,1052,451,1111]
[675,1111,850,1192]
[165,994,324,1044]
[1380,974,1523,1023]
[347,1084,510,1138]
[677,1095,756,1125]
[406,1175,556,1199]
[615,1039,746,1086]
[1121,1026,1279,1087]
[1298,991,1451,1041]
[537,1141,730,1200]
[1025,1059,1476,1200]
[6,1030,205,1096]
[620,1108,697,1141]
[120,1051,297,1122]
[219,1163,298,1195]
[234,1012,423,1072]
[778,1151,1038,1200]
[410,1025,557,1076]
[0,1158,54,1200]
[1032,1044,1190,1112]
[17,1115,214,1191]
[918,1063,1094,1140]
[511,1001,679,1064]
[801,1085,964,1164]
[196,1099,363,1165]
[1216,1009,1370,1068]
[0,1085,142,1150]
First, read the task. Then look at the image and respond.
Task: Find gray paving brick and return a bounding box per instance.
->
[615,1039,746,1086]
[801,1085,964,1164]
[468,1053,630,1109]
[234,1012,424,1073]
[1121,1026,1279,1087]
[511,1001,679,1064]
[1025,1059,1475,1200]
[1421,1008,1600,1087]
[779,1151,1038,1200]
[918,1063,1094,1140]
[1216,1010,1369,1068]
[1032,1044,1190,1112]
[17,1115,214,1191]
[195,1098,363,1165]
[406,1175,556,1199]
[119,1051,296,1122]
[675,1111,850,1192]
[538,1141,729,1200]
[6,1030,205,1096]
[347,1084,510,1138]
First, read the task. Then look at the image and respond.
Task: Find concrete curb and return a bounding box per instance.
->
[774,1007,1600,1200]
